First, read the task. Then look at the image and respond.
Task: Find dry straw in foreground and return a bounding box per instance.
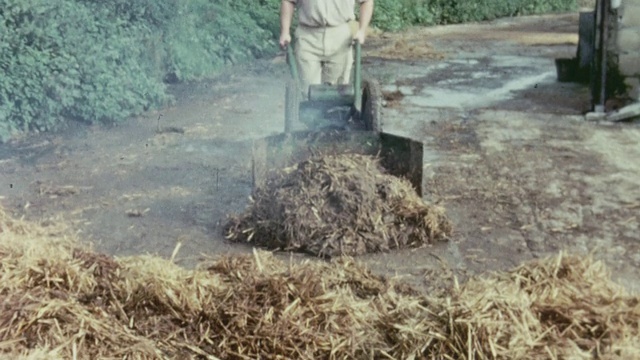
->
[1,207,639,359]
[225,154,452,257]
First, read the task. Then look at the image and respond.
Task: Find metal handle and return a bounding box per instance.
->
[286,44,299,85]
[354,41,362,110]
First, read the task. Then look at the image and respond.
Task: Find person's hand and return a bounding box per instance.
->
[353,29,366,45]
[279,33,292,50]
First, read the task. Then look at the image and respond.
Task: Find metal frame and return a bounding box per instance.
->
[287,42,363,108]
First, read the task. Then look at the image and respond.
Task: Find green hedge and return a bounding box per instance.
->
[374,0,577,29]
[0,0,167,141]
[0,0,577,142]
[163,0,276,82]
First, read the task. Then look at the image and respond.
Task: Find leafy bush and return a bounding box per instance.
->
[0,0,282,141]
[231,0,282,39]
[163,0,277,81]
[370,0,577,30]
[371,0,413,32]
[0,0,166,141]
[430,0,576,24]
[77,0,177,28]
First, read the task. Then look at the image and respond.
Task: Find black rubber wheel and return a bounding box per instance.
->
[361,78,382,133]
[285,79,300,133]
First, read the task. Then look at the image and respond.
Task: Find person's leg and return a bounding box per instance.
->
[294,26,323,97]
[322,23,353,85]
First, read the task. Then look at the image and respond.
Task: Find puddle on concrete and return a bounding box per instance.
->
[382,84,418,96]
[491,55,551,68]
[408,90,478,108]
[464,71,556,107]
[471,71,500,80]
[406,71,556,109]
[378,52,559,110]
[448,58,480,65]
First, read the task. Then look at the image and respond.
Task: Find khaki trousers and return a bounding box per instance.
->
[294,22,353,95]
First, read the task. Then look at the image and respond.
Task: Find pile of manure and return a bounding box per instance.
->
[225,154,452,257]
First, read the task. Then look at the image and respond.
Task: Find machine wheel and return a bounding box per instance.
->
[285,79,301,133]
[361,78,382,132]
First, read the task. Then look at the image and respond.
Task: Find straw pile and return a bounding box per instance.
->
[428,253,640,359]
[1,206,639,359]
[225,154,452,257]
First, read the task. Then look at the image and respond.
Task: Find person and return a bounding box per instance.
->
[279,0,374,95]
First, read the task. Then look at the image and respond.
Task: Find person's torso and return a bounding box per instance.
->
[297,0,356,27]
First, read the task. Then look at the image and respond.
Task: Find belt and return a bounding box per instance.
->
[298,21,349,29]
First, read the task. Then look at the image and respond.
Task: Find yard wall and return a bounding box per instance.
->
[611,0,640,100]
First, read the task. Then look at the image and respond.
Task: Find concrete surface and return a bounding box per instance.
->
[1,13,639,295]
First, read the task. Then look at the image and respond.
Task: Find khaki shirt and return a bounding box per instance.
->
[286,0,367,27]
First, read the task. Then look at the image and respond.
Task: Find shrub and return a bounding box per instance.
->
[370,0,577,30]
[371,0,412,32]
[76,0,178,28]
[0,0,167,141]
[231,0,283,39]
[163,0,277,81]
